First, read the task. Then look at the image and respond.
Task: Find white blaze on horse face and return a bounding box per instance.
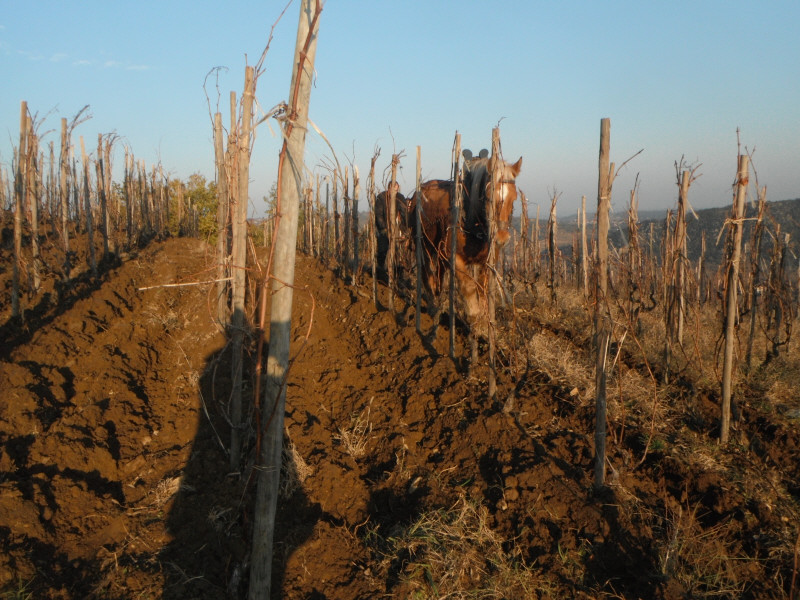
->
[494,178,517,246]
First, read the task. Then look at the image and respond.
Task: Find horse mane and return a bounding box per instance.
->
[462,157,491,232]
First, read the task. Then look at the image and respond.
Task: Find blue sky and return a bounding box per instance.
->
[2,1,799,218]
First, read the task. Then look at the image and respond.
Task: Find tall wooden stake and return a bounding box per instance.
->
[387,154,399,312]
[449,133,461,359]
[249,2,321,597]
[214,111,230,326]
[229,65,255,471]
[487,128,501,401]
[352,165,360,278]
[580,195,588,297]
[79,136,97,278]
[594,118,613,490]
[12,102,28,319]
[721,154,749,444]
[415,146,422,333]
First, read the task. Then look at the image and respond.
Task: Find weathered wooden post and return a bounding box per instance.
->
[449,133,462,359]
[547,189,559,303]
[487,127,501,401]
[12,102,28,319]
[79,136,97,278]
[314,175,321,258]
[766,227,791,362]
[229,65,255,471]
[387,154,399,311]
[249,1,321,596]
[343,166,351,275]
[594,118,614,489]
[214,111,230,326]
[96,134,110,261]
[332,175,340,264]
[27,117,42,293]
[352,165,360,278]
[745,186,766,370]
[520,190,529,281]
[532,204,540,279]
[368,153,379,306]
[415,146,423,333]
[664,171,689,383]
[580,195,589,297]
[324,177,330,264]
[627,186,640,311]
[721,154,749,444]
[59,117,72,281]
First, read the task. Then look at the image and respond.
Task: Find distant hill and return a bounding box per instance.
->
[621,197,800,266]
[513,197,800,268]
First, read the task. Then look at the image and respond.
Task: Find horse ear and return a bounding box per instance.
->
[462,149,473,161]
[510,157,522,177]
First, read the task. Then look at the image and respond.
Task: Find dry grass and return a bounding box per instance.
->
[374,496,544,599]
[658,504,750,598]
[280,433,312,499]
[334,399,374,459]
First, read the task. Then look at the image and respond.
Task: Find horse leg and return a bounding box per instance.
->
[455,257,486,337]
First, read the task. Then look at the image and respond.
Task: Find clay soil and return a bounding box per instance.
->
[2,232,799,599]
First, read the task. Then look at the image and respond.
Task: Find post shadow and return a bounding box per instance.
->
[161,330,317,599]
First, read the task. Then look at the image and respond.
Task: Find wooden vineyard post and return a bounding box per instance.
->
[79,136,97,278]
[214,111,230,327]
[96,134,110,261]
[352,165,360,278]
[332,176,340,265]
[697,230,707,304]
[520,190,529,281]
[387,154,399,312]
[532,205,540,279]
[745,186,766,371]
[368,153,378,306]
[547,189,558,303]
[449,133,461,359]
[229,65,255,471]
[314,175,321,258]
[124,150,133,249]
[487,127,501,402]
[249,1,321,597]
[627,186,640,315]
[766,226,791,362]
[676,172,689,344]
[580,195,589,297]
[343,166,351,277]
[323,178,330,264]
[175,182,184,236]
[664,171,689,383]
[415,146,422,333]
[103,136,116,248]
[594,118,614,490]
[27,115,41,294]
[59,118,71,282]
[721,154,749,444]
[12,101,27,319]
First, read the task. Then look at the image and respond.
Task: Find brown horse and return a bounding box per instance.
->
[409,153,522,328]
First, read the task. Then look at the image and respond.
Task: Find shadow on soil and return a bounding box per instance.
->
[161,330,316,599]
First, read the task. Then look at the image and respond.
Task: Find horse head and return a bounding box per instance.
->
[487,155,522,247]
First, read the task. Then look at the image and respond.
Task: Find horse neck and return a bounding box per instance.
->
[462,162,490,228]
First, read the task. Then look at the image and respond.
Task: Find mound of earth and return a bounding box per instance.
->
[1,234,798,599]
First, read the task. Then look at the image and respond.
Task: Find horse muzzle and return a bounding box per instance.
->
[496,228,511,246]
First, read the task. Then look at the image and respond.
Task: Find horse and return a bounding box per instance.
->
[409,151,522,331]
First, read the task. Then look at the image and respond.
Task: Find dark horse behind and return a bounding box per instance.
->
[408,151,522,332]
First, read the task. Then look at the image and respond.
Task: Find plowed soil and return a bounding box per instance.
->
[2,232,799,599]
